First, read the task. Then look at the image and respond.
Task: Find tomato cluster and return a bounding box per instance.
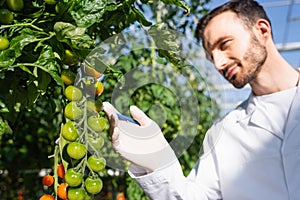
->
[40,60,108,199]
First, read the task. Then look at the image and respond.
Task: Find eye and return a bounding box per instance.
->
[220,40,230,50]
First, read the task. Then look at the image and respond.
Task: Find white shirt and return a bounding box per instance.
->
[130,84,300,200]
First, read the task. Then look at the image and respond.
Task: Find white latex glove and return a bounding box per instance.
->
[103,102,177,172]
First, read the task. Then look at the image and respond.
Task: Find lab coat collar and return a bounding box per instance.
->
[239,84,300,139]
[247,93,284,139]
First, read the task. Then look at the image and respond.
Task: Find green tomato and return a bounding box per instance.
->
[85,177,103,195]
[61,69,76,85]
[62,121,79,142]
[64,102,83,120]
[86,99,102,113]
[0,37,9,50]
[65,85,82,101]
[65,168,83,187]
[67,188,87,200]
[0,9,13,24]
[87,116,106,132]
[63,49,78,66]
[88,135,104,150]
[67,142,86,160]
[6,0,24,11]
[88,155,106,172]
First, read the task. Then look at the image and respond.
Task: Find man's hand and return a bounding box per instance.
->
[103,102,177,172]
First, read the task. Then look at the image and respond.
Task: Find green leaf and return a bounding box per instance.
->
[132,7,152,26]
[70,0,106,28]
[35,45,64,87]
[0,29,39,69]
[27,83,40,109]
[54,22,95,50]
[160,0,190,15]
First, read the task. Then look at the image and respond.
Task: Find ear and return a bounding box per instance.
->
[254,19,272,42]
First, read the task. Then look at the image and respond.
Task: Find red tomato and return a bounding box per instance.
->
[57,163,65,179]
[42,175,54,186]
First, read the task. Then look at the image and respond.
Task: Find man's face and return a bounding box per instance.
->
[203,11,267,88]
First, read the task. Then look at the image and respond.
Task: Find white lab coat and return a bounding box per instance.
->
[130,84,300,200]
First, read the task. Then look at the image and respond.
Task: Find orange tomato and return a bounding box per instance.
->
[57,182,68,199]
[84,65,102,78]
[42,175,54,187]
[39,194,55,200]
[57,163,65,179]
[116,192,125,200]
[95,81,104,96]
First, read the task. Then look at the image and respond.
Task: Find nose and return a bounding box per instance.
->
[212,50,228,71]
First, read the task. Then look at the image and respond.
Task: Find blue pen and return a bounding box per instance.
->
[117,113,140,125]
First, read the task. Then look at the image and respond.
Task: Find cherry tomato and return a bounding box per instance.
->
[88,135,104,150]
[63,49,78,66]
[65,168,83,187]
[39,194,55,200]
[95,81,104,96]
[0,9,13,24]
[87,116,106,132]
[67,142,86,160]
[88,155,106,172]
[84,65,102,78]
[85,177,103,194]
[65,85,82,101]
[57,164,65,179]
[62,121,79,142]
[64,102,83,120]
[61,69,76,85]
[42,175,54,186]
[0,37,10,50]
[6,0,24,11]
[67,188,87,200]
[86,99,102,113]
[116,193,125,200]
[57,182,67,199]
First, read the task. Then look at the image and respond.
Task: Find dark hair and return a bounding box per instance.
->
[195,0,272,42]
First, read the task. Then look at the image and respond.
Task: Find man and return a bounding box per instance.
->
[104,0,300,199]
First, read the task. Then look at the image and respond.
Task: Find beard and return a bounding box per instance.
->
[229,35,267,89]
